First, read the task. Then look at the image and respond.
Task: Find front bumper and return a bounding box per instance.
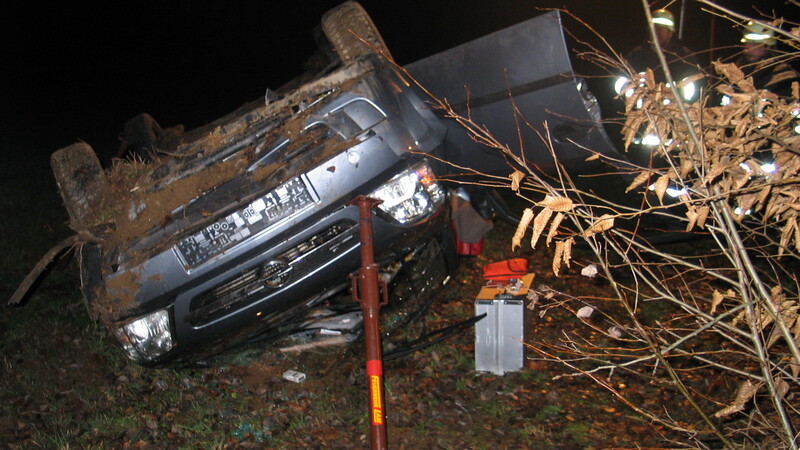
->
[88,158,449,366]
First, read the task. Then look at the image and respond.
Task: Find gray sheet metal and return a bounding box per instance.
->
[406,10,620,177]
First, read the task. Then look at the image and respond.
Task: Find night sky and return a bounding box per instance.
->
[2,1,796,164]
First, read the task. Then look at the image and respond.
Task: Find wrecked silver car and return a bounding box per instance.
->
[27,4,620,366]
[47,3,454,366]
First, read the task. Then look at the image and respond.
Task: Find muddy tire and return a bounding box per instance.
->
[51,143,110,231]
[321,1,392,64]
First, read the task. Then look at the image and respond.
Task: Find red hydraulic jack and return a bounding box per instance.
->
[349,195,389,450]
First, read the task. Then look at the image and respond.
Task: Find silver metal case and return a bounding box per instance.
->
[475,295,524,375]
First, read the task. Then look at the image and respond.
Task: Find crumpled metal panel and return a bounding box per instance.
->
[406,10,621,176]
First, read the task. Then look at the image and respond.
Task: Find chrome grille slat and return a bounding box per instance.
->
[187,221,357,325]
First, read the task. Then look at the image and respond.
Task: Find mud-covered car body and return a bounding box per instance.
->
[61,52,451,366]
[45,6,621,366]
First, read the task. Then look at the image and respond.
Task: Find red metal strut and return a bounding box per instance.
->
[349,195,389,450]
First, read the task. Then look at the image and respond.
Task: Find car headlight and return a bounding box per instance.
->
[114,309,174,362]
[370,163,445,224]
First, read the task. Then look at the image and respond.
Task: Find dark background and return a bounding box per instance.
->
[2,0,795,164]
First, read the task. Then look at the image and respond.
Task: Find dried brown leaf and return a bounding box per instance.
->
[713,61,746,85]
[772,284,786,306]
[696,206,709,229]
[795,217,800,253]
[623,115,645,149]
[733,170,752,191]
[539,195,574,212]
[705,159,731,184]
[713,380,760,418]
[774,376,790,400]
[562,237,574,268]
[626,171,650,193]
[553,239,564,277]
[552,242,563,276]
[686,206,699,232]
[509,170,525,192]
[766,299,799,348]
[546,212,565,247]
[732,308,746,327]
[679,157,694,179]
[531,208,554,250]
[711,290,724,314]
[737,194,757,216]
[778,218,796,257]
[585,153,600,161]
[653,175,670,204]
[512,208,534,251]
[734,114,752,138]
[585,214,615,237]
[756,185,771,211]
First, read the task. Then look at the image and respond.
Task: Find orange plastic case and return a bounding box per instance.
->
[481,258,529,283]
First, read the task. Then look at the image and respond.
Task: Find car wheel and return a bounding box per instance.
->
[321,1,392,64]
[50,142,110,231]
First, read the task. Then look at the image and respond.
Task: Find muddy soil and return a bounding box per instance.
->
[2,213,694,449]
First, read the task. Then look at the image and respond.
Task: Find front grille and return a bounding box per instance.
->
[187,221,358,326]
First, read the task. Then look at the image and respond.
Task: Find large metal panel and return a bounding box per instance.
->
[475,297,524,375]
[406,10,621,177]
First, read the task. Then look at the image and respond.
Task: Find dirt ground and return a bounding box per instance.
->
[2,207,701,449]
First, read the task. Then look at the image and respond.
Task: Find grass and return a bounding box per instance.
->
[533,404,564,422]
[518,422,554,447]
[562,421,594,447]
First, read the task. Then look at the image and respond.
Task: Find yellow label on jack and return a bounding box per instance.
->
[370,375,383,424]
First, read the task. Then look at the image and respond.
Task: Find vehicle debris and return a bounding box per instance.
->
[282,370,307,383]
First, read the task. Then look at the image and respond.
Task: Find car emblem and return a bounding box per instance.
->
[261,260,292,287]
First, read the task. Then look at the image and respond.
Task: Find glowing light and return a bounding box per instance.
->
[744,32,771,42]
[652,17,675,28]
[682,81,696,101]
[614,77,629,95]
[648,183,687,198]
[641,134,660,146]
[667,187,688,197]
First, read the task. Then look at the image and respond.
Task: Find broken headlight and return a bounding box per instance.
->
[370,163,445,224]
[114,309,174,362]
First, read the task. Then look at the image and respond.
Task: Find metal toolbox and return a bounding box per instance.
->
[474,274,533,375]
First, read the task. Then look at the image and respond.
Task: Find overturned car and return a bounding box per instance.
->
[36,3,620,366]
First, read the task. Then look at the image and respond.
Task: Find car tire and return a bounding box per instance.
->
[321,1,392,64]
[50,142,110,231]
